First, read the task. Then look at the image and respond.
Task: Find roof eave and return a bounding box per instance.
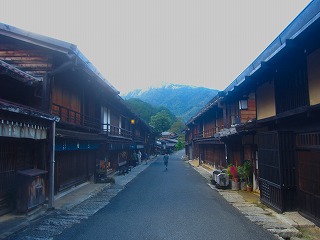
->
[0,22,120,95]
[224,0,320,94]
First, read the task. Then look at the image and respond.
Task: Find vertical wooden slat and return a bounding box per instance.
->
[296,132,320,224]
[55,150,95,192]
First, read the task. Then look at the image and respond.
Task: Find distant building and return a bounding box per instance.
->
[161,131,178,139]
[155,132,178,153]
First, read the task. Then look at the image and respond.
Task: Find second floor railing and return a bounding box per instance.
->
[101,124,132,139]
[192,116,246,139]
[194,126,224,139]
[52,103,100,131]
[52,103,148,141]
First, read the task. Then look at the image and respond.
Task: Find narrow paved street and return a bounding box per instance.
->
[9,151,276,240]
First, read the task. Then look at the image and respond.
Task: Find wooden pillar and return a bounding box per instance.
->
[48,121,56,209]
[41,74,54,113]
[223,104,227,128]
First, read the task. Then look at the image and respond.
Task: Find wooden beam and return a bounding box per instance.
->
[0,49,49,57]
[0,59,42,83]
[48,60,74,76]
[14,63,53,69]
[41,74,51,112]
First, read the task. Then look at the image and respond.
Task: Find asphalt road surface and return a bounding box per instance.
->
[52,150,276,240]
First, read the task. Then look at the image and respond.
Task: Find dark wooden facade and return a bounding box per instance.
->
[186,105,226,168]
[0,23,153,215]
[186,88,257,169]
[186,0,320,226]
[296,131,320,224]
[0,103,55,215]
[258,131,296,212]
[0,31,57,214]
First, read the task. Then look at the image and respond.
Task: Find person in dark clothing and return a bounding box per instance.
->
[145,152,149,164]
[132,151,138,167]
[163,153,169,170]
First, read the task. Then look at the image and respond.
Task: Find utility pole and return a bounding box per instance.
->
[48,121,56,209]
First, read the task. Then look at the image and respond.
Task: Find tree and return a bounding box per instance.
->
[125,99,177,125]
[170,121,186,134]
[149,110,171,134]
[157,106,176,124]
[125,98,157,123]
[175,138,185,150]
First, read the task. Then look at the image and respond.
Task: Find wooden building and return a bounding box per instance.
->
[0,23,153,215]
[186,1,320,225]
[185,89,257,175]
[185,98,226,169]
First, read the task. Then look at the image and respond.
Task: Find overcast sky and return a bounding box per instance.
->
[0,0,311,94]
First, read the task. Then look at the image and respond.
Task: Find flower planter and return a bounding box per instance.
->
[231,181,240,190]
[240,181,246,190]
[246,186,252,192]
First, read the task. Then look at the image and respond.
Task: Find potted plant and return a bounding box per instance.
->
[246,181,252,192]
[230,165,238,181]
[237,165,246,190]
[243,160,252,191]
[230,165,240,190]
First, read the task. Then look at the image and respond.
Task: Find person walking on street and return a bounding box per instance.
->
[133,151,138,167]
[138,150,142,164]
[163,153,169,171]
[145,152,149,164]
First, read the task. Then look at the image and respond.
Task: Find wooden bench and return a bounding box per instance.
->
[118,161,130,175]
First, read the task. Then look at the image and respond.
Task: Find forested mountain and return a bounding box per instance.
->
[125,98,176,124]
[125,98,184,135]
[122,84,219,122]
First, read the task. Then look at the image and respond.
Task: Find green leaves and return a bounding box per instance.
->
[125,98,156,123]
[175,137,185,150]
[125,98,183,136]
[150,110,171,134]
[169,121,186,134]
[123,85,219,122]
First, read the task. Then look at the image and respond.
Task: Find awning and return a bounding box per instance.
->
[0,99,58,122]
[56,128,106,141]
[0,59,42,84]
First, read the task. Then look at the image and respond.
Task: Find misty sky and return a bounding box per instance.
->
[0,0,311,94]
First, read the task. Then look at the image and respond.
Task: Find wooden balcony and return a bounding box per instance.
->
[101,124,132,140]
[194,126,223,139]
[52,104,147,142]
[52,103,100,132]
